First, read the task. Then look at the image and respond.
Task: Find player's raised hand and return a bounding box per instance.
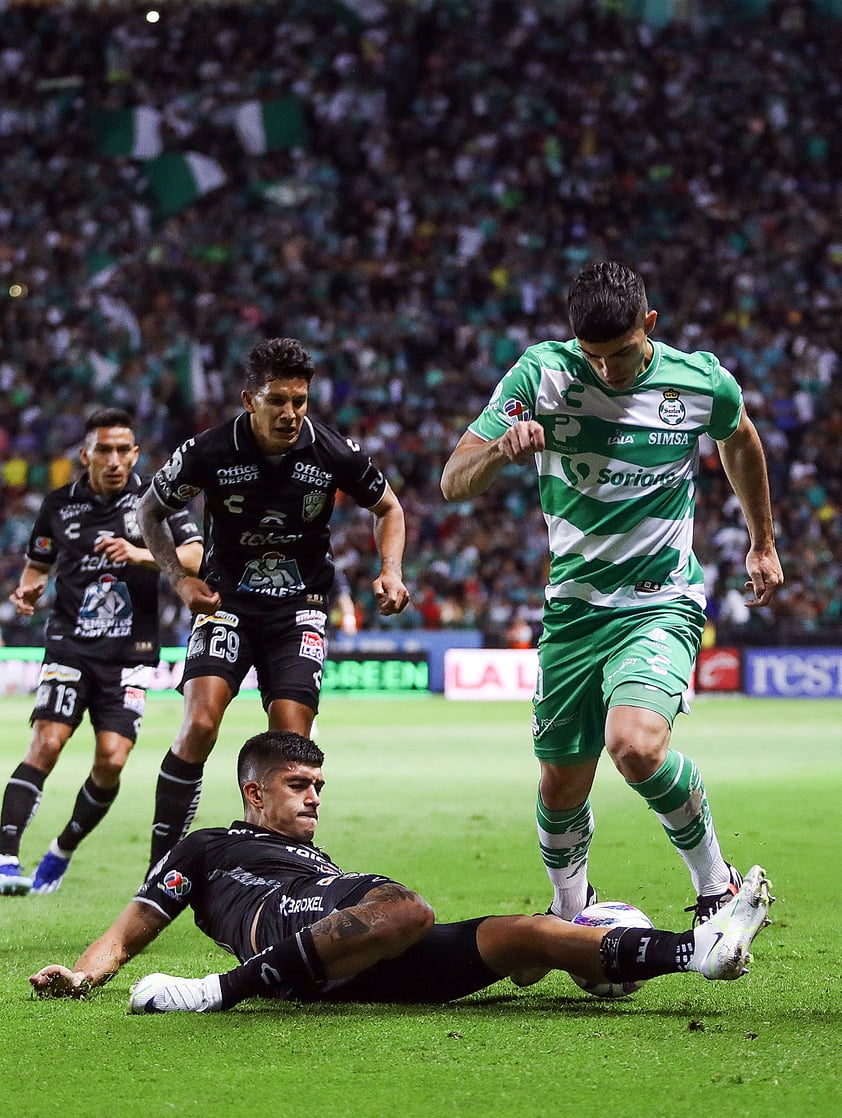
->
[497,420,545,465]
[30,965,91,999]
[9,579,46,616]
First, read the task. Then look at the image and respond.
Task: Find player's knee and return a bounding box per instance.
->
[92,748,131,784]
[176,709,221,753]
[25,728,68,771]
[605,724,667,775]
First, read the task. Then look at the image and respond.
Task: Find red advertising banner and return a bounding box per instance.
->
[696,647,741,692]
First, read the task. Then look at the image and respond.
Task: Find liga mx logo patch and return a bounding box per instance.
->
[161,869,192,898]
[658,389,686,426]
[503,398,532,424]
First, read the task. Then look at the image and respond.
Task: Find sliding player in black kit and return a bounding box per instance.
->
[31,731,774,1011]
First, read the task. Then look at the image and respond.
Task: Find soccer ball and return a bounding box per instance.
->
[569,900,654,1000]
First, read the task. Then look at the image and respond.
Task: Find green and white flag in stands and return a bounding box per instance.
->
[144,152,227,216]
[234,96,308,155]
[86,351,120,389]
[170,340,207,406]
[94,106,163,159]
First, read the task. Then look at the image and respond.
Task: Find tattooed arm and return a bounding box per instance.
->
[137,488,220,614]
[309,883,434,980]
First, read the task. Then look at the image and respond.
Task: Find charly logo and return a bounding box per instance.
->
[658,388,686,426]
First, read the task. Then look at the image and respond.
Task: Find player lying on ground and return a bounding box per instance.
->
[30,731,774,1013]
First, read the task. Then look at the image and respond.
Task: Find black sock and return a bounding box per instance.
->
[149,751,204,868]
[218,927,326,1009]
[56,777,119,854]
[0,763,46,857]
[600,926,696,982]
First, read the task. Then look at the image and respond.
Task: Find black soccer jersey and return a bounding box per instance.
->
[27,473,201,664]
[136,821,348,961]
[149,413,387,601]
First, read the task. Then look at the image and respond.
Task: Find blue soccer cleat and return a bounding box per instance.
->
[31,848,72,895]
[0,860,33,896]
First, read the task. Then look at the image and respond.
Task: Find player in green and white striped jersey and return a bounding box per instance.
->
[441,261,783,925]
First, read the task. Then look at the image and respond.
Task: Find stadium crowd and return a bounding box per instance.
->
[1,0,840,649]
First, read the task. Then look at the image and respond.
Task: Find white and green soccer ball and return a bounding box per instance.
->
[569,901,654,999]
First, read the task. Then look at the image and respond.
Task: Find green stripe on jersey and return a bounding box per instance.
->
[469,338,742,608]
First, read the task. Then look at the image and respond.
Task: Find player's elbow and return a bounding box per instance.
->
[440,465,462,502]
[379,890,435,958]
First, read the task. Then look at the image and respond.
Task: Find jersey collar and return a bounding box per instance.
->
[233,413,316,457]
[71,471,142,504]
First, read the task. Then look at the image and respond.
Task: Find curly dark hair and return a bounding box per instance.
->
[244,338,315,390]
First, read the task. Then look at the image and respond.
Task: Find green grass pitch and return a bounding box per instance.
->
[1,693,840,1118]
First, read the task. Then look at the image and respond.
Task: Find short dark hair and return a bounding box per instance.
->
[84,407,135,435]
[245,338,315,391]
[237,730,325,789]
[567,261,648,343]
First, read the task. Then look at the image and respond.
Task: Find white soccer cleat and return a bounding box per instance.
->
[690,864,773,981]
[129,971,223,1013]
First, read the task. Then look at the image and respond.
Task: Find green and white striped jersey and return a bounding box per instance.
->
[468,338,743,610]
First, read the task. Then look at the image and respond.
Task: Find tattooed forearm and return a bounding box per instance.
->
[137,494,184,587]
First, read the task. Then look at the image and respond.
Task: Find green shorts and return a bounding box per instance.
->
[532,597,705,766]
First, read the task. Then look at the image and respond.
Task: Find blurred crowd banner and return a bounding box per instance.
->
[444,646,842,700]
[0,646,429,697]
[4,643,841,699]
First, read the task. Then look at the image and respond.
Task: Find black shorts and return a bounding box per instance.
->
[318,918,500,1004]
[253,872,397,955]
[255,872,500,1005]
[180,593,329,711]
[31,656,152,742]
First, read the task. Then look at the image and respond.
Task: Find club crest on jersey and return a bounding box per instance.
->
[160,869,191,898]
[302,491,327,522]
[658,389,686,426]
[33,536,52,554]
[503,398,532,425]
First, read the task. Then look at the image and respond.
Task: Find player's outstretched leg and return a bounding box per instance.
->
[130,972,223,1014]
[689,864,773,981]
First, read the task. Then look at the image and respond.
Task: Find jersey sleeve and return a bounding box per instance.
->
[25,493,59,567]
[706,358,744,441]
[150,436,205,511]
[133,831,207,922]
[166,506,202,546]
[468,349,541,442]
[334,436,388,509]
